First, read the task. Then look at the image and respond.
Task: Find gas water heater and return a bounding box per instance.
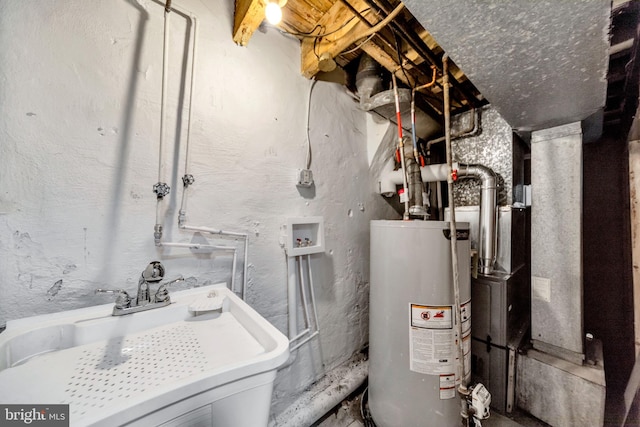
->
[369,220,472,427]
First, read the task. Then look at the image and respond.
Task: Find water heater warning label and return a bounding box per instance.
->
[411,304,452,329]
[409,304,454,375]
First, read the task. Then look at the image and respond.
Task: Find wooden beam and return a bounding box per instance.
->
[300,0,380,78]
[233,0,265,46]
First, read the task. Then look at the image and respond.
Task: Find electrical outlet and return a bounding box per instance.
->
[297,169,314,187]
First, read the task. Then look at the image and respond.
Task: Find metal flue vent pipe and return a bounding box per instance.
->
[457,163,498,275]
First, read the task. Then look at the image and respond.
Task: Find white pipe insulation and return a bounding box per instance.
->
[378,160,450,196]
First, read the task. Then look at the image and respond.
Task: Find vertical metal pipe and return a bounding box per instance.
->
[443,55,470,422]
[457,164,497,275]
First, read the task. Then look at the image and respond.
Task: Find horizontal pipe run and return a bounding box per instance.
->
[290,331,319,352]
[290,328,312,342]
[157,242,236,251]
[379,160,449,195]
[180,224,247,238]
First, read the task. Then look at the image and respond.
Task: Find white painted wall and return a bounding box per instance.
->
[0,0,397,417]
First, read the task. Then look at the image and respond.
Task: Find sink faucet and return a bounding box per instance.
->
[137,261,165,306]
[96,261,184,316]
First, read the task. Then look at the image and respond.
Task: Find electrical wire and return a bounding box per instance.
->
[341,33,376,55]
[394,31,412,88]
[305,78,318,170]
[277,9,370,39]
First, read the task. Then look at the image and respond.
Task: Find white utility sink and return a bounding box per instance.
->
[0,284,290,427]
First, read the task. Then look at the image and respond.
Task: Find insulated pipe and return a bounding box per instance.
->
[457,164,497,275]
[391,73,410,219]
[271,357,369,427]
[378,159,449,196]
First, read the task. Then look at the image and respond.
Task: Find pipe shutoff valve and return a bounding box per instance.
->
[467,383,491,426]
[153,182,171,199]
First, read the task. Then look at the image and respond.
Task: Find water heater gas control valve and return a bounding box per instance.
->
[468,383,491,423]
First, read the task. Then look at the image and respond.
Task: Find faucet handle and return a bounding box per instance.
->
[95,288,132,309]
[154,276,185,303]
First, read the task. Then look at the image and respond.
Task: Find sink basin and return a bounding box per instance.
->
[0,290,227,369]
[0,284,289,426]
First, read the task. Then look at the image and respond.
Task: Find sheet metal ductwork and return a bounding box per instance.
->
[355,54,440,139]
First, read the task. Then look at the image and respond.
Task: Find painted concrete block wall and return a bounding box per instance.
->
[0,0,397,417]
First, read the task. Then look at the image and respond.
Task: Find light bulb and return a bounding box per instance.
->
[265,1,282,25]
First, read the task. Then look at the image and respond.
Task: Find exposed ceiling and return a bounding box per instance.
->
[233,0,627,140]
[233,0,487,123]
[402,0,611,134]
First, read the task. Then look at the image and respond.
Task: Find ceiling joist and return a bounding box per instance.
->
[232,0,487,121]
[233,0,265,46]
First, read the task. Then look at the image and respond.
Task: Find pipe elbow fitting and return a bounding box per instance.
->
[379,159,400,197]
[458,163,497,189]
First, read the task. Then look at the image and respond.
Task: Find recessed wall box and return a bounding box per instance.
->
[285,217,325,256]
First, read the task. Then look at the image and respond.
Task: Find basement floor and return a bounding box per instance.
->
[313,385,550,427]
